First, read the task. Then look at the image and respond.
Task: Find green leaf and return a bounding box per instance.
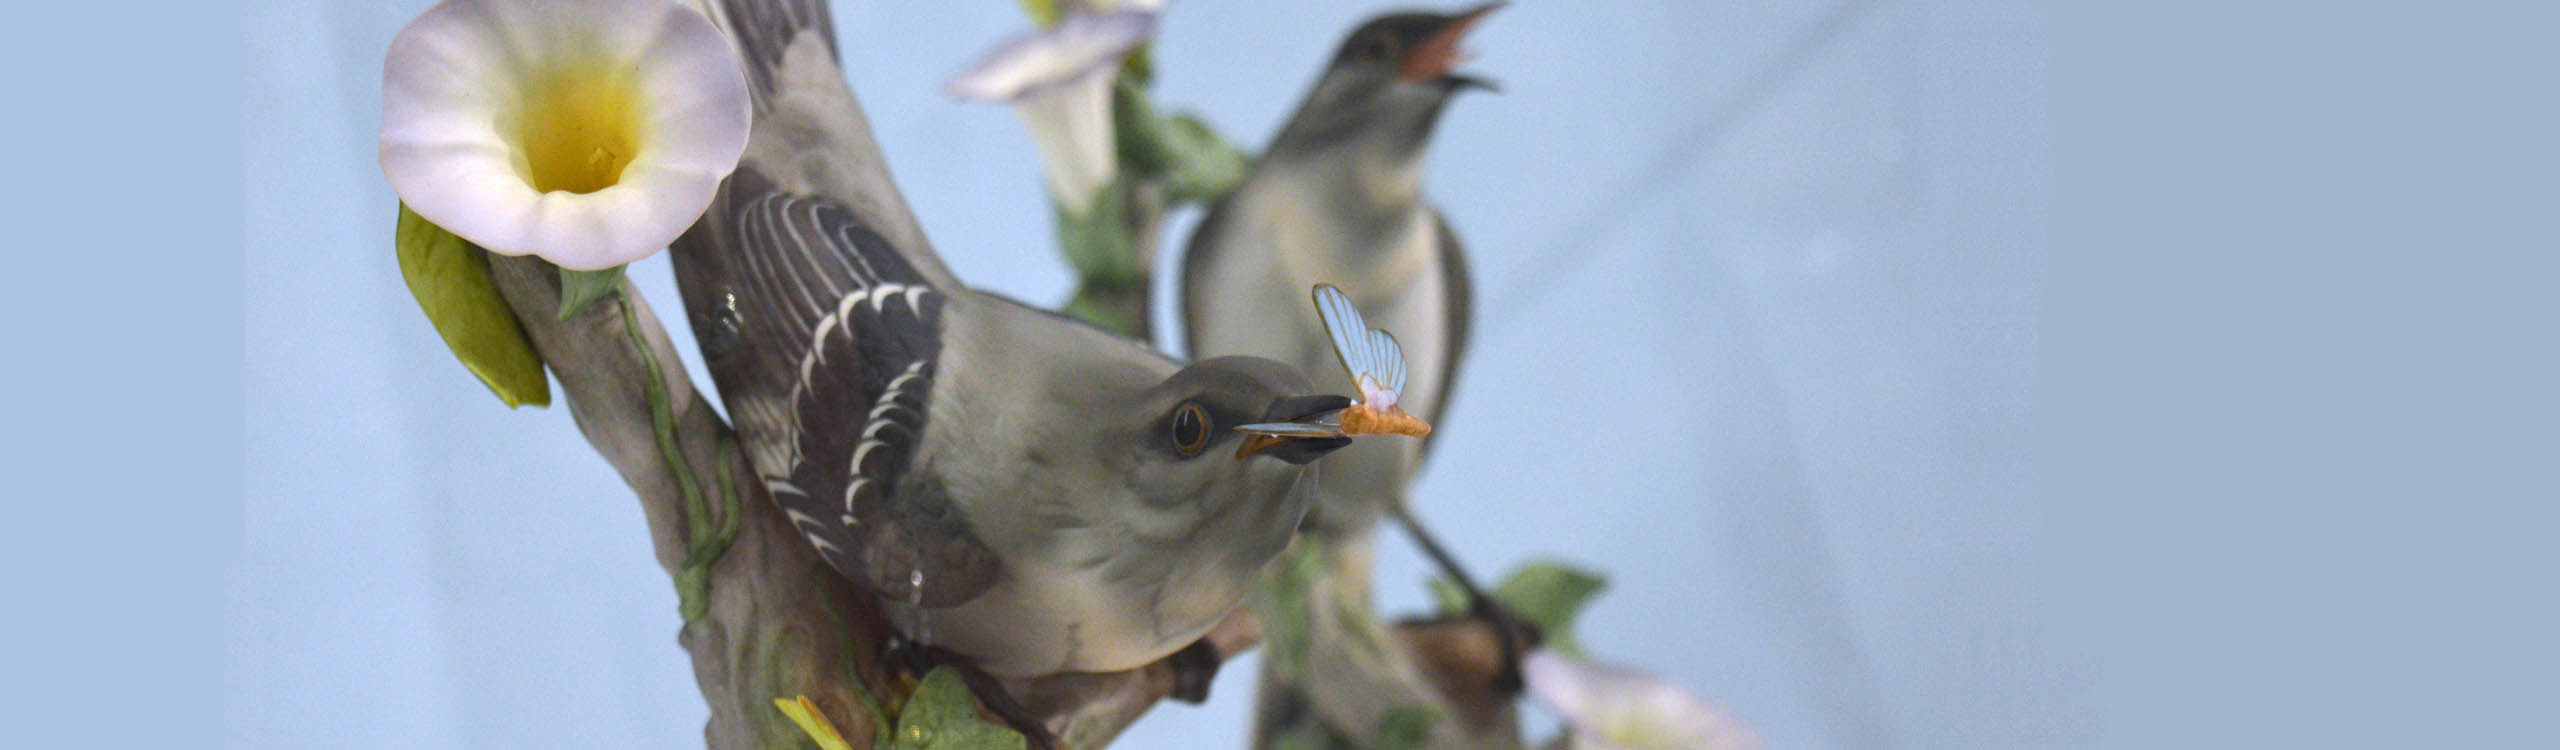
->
[1153,113,1251,203]
[1372,706,1440,750]
[772,696,855,750]
[556,265,626,320]
[1060,285,1142,340]
[1267,726,1331,750]
[1434,559,1609,656]
[395,204,550,409]
[1052,178,1141,283]
[1494,562,1608,638]
[1330,587,1393,660]
[1254,538,1331,678]
[1110,77,1164,171]
[887,668,1027,750]
[1110,77,1250,204]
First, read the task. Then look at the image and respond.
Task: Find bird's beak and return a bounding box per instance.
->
[1234,432,1348,464]
[1235,394,1354,464]
[1399,2,1503,86]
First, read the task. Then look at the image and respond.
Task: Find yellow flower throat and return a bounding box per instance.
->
[515,64,643,195]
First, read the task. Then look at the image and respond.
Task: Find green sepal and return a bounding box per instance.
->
[557,265,626,320]
[887,667,1028,750]
[394,204,550,409]
[1014,0,1058,27]
[1432,560,1609,656]
[1119,43,1154,87]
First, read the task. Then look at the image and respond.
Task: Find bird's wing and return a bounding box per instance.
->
[671,0,997,607]
[672,166,999,609]
[689,0,956,288]
[1425,208,1471,426]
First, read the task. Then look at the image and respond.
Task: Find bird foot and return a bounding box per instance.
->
[1470,597,1544,695]
[880,637,1061,750]
[1387,504,1540,693]
[1166,637,1224,703]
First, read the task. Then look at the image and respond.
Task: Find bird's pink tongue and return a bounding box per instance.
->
[1398,5,1498,81]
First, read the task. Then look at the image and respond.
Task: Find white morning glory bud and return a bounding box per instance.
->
[1522,650,1760,750]
[946,9,1156,214]
[379,0,751,270]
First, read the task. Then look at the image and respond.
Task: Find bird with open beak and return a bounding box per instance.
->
[1186,2,1499,539]
[1182,5,1519,746]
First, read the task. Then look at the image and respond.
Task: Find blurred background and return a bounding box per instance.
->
[241,0,2061,747]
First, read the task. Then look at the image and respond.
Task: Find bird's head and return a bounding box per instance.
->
[1094,355,1351,559]
[1273,3,1503,161]
[1138,356,1352,472]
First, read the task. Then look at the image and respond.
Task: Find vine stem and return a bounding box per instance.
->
[616,288,736,623]
[618,290,707,532]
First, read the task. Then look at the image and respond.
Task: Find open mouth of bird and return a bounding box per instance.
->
[1402,2,1503,90]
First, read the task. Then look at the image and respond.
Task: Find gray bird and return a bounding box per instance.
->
[668,0,1371,688]
[1182,4,1496,540]
[1180,6,1526,744]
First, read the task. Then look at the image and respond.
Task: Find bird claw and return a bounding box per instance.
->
[1166,637,1224,704]
[1470,598,1543,695]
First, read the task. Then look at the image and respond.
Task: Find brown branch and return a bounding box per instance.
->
[1394,616,1528,741]
[484,254,1241,748]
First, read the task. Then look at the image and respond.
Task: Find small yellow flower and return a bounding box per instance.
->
[379,0,750,270]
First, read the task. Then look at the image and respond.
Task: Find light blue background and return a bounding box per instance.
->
[240,1,2059,748]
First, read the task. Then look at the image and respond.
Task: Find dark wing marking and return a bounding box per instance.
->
[1425,208,1471,428]
[783,279,995,609]
[713,0,836,107]
[672,167,997,608]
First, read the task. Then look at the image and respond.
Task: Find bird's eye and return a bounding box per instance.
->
[1362,36,1396,62]
[1171,403,1211,456]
